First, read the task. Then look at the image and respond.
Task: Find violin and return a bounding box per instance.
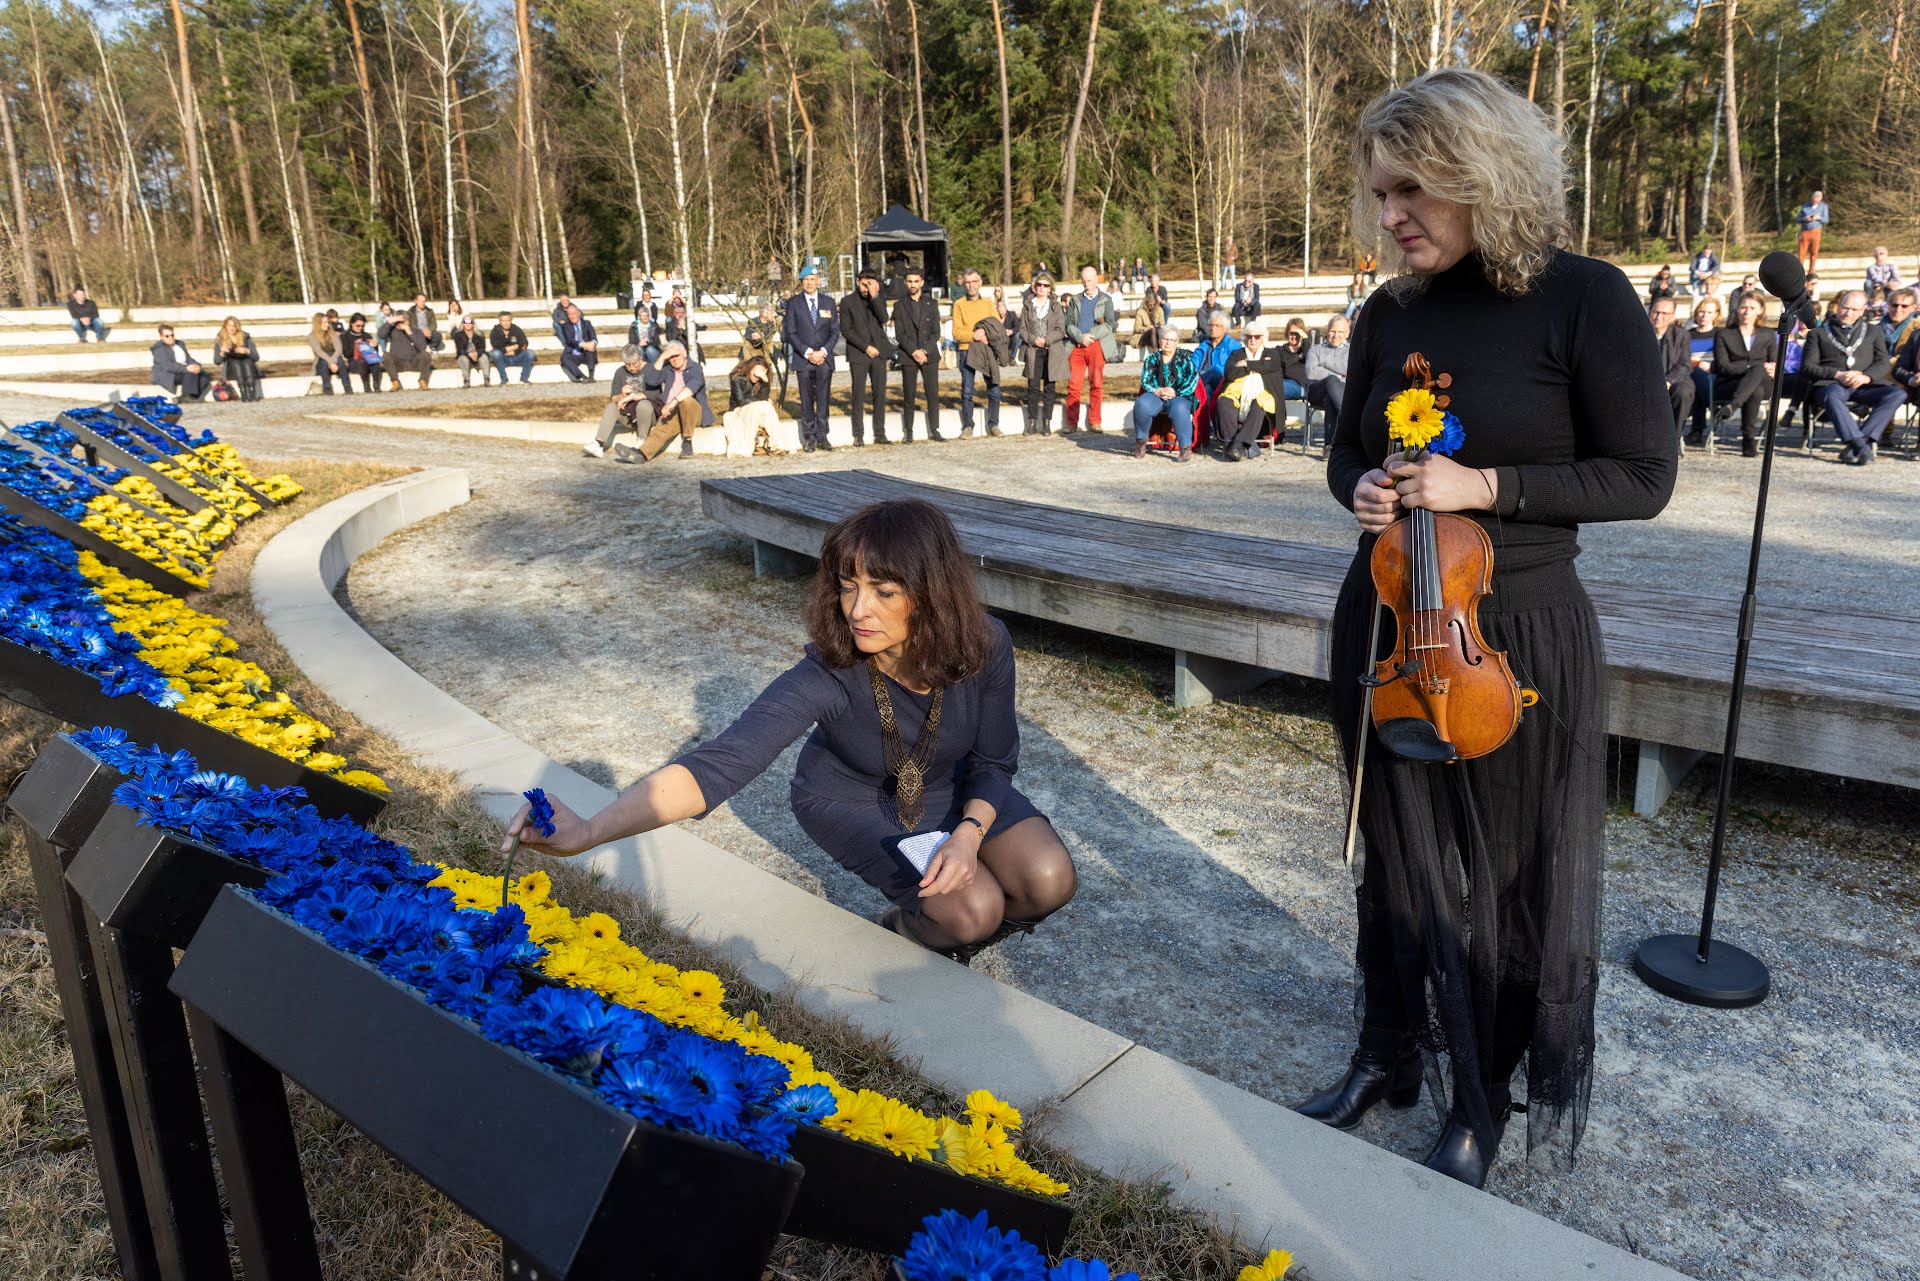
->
[1364,354,1526,763]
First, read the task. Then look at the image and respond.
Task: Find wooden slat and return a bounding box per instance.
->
[701,472,1920,789]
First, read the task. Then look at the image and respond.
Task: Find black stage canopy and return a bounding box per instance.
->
[859,204,949,295]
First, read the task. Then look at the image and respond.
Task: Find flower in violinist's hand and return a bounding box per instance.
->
[522,787,557,838]
[1385,386,1447,453]
[1428,411,1466,458]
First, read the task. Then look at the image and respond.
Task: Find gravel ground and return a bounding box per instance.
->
[13,383,1916,1281]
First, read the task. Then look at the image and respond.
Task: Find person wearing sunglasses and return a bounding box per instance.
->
[148,324,212,401]
[1018,273,1069,435]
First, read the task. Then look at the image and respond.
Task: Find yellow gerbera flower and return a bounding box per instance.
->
[675,969,725,1006]
[872,1096,939,1160]
[822,1088,889,1145]
[1238,1249,1295,1281]
[964,1089,1022,1133]
[1384,387,1445,451]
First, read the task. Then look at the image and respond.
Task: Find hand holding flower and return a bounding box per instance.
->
[1386,450,1499,516]
[503,791,596,857]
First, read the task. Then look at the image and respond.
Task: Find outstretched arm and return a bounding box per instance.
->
[503,765,706,857]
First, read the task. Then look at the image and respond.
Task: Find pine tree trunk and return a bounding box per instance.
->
[1526,0,1554,101]
[342,0,382,288]
[1721,0,1746,245]
[166,0,206,265]
[1058,0,1103,264]
[989,0,1013,282]
[0,84,36,304]
[542,120,577,294]
[24,8,80,287]
[211,25,262,251]
[905,0,930,219]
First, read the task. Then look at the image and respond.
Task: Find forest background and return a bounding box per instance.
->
[0,0,1909,307]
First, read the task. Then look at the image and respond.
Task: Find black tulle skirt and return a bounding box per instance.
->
[1330,546,1606,1171]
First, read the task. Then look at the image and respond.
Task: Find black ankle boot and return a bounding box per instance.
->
[1294,1048,1422,1130]
[1421,1105,1515,1189]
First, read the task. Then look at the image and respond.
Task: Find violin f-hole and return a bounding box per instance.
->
[1449,618,1485,666]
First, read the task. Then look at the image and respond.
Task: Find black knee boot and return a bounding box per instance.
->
[1294,1047,1423,1129]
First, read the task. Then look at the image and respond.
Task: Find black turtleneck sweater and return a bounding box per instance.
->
[1327,250,1676,602]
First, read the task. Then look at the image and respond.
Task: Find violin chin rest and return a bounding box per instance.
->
[1377,718,1459,763]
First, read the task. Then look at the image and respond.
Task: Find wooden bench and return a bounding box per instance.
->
[701,470,1920,815]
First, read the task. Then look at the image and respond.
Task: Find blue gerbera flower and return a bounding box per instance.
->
[599,1054,705,1129]
[522,788,557,838]
[900,1209,1048,1281]
[1428,411,1466,458]
[772,1082,838,1125]
[1050,1261,1139,1281]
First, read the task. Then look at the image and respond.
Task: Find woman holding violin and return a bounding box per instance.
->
[1302,69,1676,1187]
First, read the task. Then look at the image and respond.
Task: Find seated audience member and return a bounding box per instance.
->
[1130,326,1199,462]
[1213,321,1282,460]
[1805,288,1904,464]
[384,314,434,389]
[1193,310,1244,412]
[1230,277,1263,327]
[68,287,108,342]
[1194,288,1228,341]
[1893,322,1920,406]
[633,286,660,328]
[550,294,574,335]
[1711,294,1777,456]
[1688,244,1720,296]
[1345,271,1368,319]
[1883,288,1918,356]
[345,313,386,392]
[628,309,664,363]
[1133,288,1166,355]
[1867,285,1891,324]
[1646,266,1676,305]
[1684,295,1723,438]
[557,303,600,382]
[452,316,490,387]
[309,311,352,395]
[723,353,780,440]
[325,308,344,335]
[1305,314,1352,419]
[490,311,534,384]
[1725,273,1761,317]
[585,344,654,458]
[445,298,466,334]
[1276,318,1311,425]
[1865,246,1903,294]
[740,302,779,366]
[149,324,212,401]
[409,293,442,351]
[213,315,264,402]
[628,340,713,461]
[376,301,398,353]
[1648,296,1691,437]
[664,302,700,361]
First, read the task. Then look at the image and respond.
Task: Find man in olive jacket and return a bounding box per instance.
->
[891,267,944,442]
[1063,264,1117,432]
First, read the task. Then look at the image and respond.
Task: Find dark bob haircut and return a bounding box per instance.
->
[804,499,992,687]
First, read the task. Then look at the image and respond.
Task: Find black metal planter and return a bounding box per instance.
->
[785,1122,1073,1257]
[104,402,280,506]
[0,639,387,824]
[54,412,216,513]
[0,480,198,593]
[172,887,804,1281]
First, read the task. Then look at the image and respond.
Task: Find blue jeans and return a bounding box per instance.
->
[1131,392,1194,446]
[958,360,1000,430]
[72,317,106,342]
[492,349,535,383]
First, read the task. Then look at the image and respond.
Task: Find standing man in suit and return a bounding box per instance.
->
[892,266,943,442]
[840,268,892,445]
[782,264,839,451]
[149,324,212,400]
[557,304,600,382]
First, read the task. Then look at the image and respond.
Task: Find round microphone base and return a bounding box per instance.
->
[1633,933,1770,1008]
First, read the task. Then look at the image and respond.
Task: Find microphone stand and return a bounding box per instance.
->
[1631,310,1793,1009]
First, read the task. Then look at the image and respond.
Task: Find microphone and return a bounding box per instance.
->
[1759,250,1818,329]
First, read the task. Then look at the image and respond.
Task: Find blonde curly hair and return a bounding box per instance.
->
[1350,68,1571,299]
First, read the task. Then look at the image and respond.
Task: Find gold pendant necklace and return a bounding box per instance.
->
[869,660,944,830]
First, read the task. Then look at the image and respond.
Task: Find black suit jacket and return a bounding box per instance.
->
[558,318,598,352]
[1803,320,1891,384]
[1711,326,1777,378]
[892,293,941,361]
[1657,325,1690,387]
[840,290,893,359]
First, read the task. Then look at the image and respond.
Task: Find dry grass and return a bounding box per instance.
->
[0,457,1272,1279]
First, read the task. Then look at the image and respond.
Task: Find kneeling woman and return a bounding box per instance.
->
[504,499,1077,962]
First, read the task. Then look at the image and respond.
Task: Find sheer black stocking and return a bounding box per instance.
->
[912,816,1077,948]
